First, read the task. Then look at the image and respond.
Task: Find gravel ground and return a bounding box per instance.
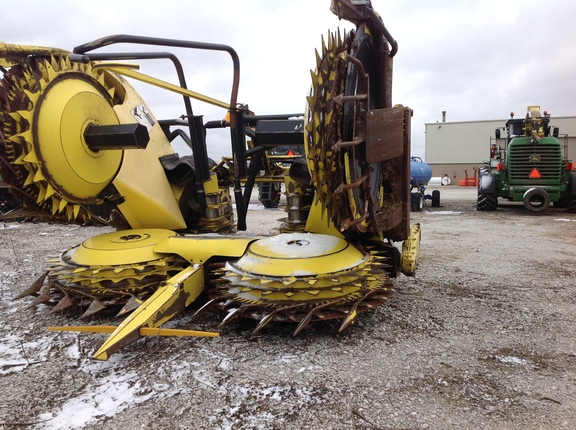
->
[1,186,575,429]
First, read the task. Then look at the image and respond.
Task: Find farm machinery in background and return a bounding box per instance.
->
[0,0,420,360]
[257,143,304,209]
[409,156,440,211]
[477,106,576,213]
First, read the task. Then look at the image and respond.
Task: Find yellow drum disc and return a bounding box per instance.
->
[66,228,177,266]
[34,74,123,202]
[231,233,368,277]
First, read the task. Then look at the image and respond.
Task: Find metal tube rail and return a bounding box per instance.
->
[73,35,242,215]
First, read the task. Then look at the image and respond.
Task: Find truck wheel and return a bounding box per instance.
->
[566,172,576,213]
[431,190,440,207]
[522,187,550,213]
[568,194,576,213]
[410,192,423,211]
[477,193,497,211]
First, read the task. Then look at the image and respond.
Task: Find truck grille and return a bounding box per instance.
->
[508,141,562,181]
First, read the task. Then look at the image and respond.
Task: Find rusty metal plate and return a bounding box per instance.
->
[366,106,409,163]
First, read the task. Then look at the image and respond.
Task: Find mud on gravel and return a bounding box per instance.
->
[1,186,575,429]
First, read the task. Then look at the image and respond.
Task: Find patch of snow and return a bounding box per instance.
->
[495,355,528,365]
[0,223,19,229]
[426,211,462,215]
[253,233,343,258]
[36,367,155,429]
[0,334,55,376]
[234,203,281,211]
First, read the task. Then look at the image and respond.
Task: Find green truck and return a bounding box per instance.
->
[477,106,576,213]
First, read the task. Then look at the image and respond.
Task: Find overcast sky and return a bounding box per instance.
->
[3,0,576,160]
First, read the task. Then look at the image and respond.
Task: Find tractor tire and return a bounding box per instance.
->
[410,192,423,212]
[565,172,576,213]
[431,190,440,207]
[523,187,550,213]
[477,193,497,211]
[568,195,576,213]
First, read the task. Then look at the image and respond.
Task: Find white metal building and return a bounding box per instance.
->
[424,114,576,183]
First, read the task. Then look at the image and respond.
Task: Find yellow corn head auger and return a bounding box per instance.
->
[1,1,420,360]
